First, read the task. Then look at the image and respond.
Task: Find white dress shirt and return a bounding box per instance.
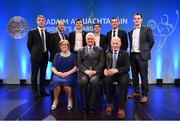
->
[74,31,83,51]
[95,34,100,47]
[37,27,47,52]
[132,26,140,52]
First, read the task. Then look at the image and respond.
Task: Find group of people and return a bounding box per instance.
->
[27,13,154,119]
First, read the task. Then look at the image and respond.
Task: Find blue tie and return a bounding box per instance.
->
[88,47,93,57]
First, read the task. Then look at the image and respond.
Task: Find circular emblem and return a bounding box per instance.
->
[7,16,29,39]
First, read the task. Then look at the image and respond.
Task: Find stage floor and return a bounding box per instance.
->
[0,84,180,120]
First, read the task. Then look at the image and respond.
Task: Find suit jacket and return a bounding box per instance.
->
[27,28,50,61]
[49,32,68,62]
[105,50,130,78]
[106,29,128,51]
[78,46,104,75]
[128,26,154,61]
[99,34,108,53]
[68,31,87,52]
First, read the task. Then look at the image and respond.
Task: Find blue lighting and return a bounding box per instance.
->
[156,54,162,79]
[0,54,4,76]
[20,54,27,79]
[0,47,4,78]
[46,62,52,79]
[173,51,179,77]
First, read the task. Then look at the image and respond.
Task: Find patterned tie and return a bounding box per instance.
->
[61,32,65,40]
[112,51,117,68]
[88,47,93,57]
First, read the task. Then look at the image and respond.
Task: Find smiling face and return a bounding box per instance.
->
[58,40,70,52]
[111,18,119,29]
[93,24,101,33]
[111,37,121,51]
[133,14,142,27]
[75,20,83,30]
[36,16,45,28]
[57,21,65,32]
[86,33,95,47]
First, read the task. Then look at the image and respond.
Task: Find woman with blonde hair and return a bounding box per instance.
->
[50,40,77,110]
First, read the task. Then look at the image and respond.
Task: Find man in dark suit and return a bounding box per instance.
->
[78,33,104,113]
[128,13,154,103]
[93,22,108,53]
[106,17,128,51]
[104,37,130,119]
[27,15,50,98]
[68,18,87,54]
[49,21,68,62]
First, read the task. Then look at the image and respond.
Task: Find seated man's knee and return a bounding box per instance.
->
[78,75,88,88]
[90,75,99,86]
[120,79,128,86]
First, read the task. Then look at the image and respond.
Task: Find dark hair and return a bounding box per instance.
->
[111,17,119,22]
[93,22,101,28]
[75,18,82,24]
[56,20,64,26]
[134,12,143,18]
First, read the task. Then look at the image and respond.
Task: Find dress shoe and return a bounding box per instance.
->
[140,96,148,103]
[33,92,40,99]
[40,91,49,96]
[67,101,73,110]
[51,100,58,110]
[106,104,113,116]
[82,106,87,113]
[117,109,126,119]
[133,92,140,97]
[89,106,95,114]
[128,92,140,98]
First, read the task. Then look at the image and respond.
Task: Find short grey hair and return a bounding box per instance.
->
[86,32,95,39]
[111,36,121,42]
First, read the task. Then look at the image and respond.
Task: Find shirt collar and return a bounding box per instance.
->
[88,46,94,49]
[112,28,118,32]
[134,25,141,29]
[113,50,119,54]
[37,26,44,31]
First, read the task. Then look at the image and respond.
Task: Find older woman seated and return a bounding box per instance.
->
[50,40,77,110]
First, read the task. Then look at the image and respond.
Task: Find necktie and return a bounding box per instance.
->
[113,30,116,37]
[61,32,65,40]
[112,51,117,68]
[88,47,93,57]
[88,47,93,70]
[41,30,46,52]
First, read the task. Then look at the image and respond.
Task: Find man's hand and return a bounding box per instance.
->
[85,70,96,78]
[104,68,118,76]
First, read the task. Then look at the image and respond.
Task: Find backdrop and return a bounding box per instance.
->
[1,0,180,84]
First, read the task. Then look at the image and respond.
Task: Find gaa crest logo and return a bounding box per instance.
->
[7,16,29,39]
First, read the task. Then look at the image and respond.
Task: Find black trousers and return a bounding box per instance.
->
[104,74,128,109]
[130,53,149,96]
[31,52,48,94]
[78,74,100,108]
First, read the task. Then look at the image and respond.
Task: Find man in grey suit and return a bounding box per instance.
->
[78,33,104,113]
[128,13,154,103]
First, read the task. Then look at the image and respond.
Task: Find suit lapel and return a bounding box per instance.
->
[56,32,61,41]
[139,26,144,43]
[36,29,43,43]
[85,46,88,56]
[117,50,124,65]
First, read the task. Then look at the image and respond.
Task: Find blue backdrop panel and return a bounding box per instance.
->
[0,0,179,84]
